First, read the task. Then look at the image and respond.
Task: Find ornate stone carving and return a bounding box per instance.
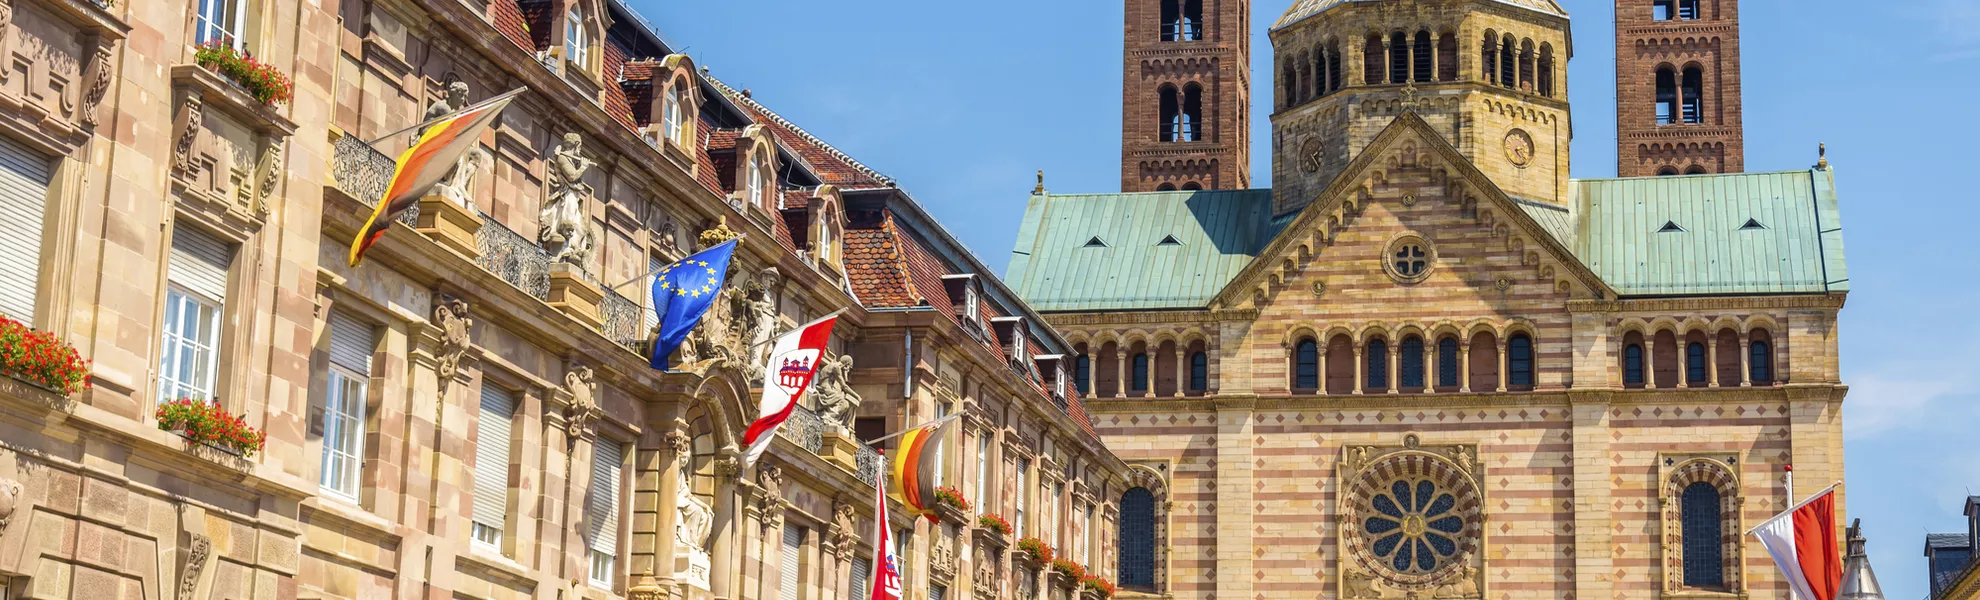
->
[1432,566,1481,599]
[676,467,712,547]
[80,44,113,128]
[255,143,281,214]
[813,354,861,431]
[1342,568,1394,599]
[1338,440,1484,597]
[433,296,472,393]
[0,478,21,537]
[172,96,204,174]
[422,81,467,126]
[698,218,740,250]
[426,83,489,211]
[932,528,957,580]
[735,267,780,381]
[179,533,212,599]
[540,132,595,265]
[711,456,742,479]
[565,365,597,442]
[664,430,691,460]
[973,545,1001,599]
[757,464,785,525]
[829,501,857,561]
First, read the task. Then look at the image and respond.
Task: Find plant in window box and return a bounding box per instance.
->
[1015,536,1054,568]
[155,398,267,459]
[1080,575,1116,600]
[193,42,295,106]
[0,316,91,396]
[932,486,972,521]
[976,513,1012,536]
[1048,559,1085,590]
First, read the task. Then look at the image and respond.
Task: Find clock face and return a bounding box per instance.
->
[1504,129,1534,167]
[1299,138,1325,173]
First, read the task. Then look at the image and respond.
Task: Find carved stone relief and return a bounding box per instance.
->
[564,365,596,442]
[433,295,472,393]
[179,533,212,599]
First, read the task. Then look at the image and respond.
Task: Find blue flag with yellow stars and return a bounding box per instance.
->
[650,238,739,370]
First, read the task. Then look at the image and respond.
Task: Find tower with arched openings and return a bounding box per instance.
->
[1615,0,1745,176]
[1121,0,1253,192]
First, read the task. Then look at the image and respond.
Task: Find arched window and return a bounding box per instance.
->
[1155,182,1177,191]
[661,80,685,146]
[1749,331,1774,384]
[1312,49,1327,99]
[1364,35,1384,87]
[1508,334,1533,389]
[1325,335,1355,395]
[1160,0,1202,41]
[565,6,589,70]
[1294,339,1320,391]
[1180,181,1202,191]
[1685,165,1708,175]
[1366,339,1388,390]
[1399,336,1425,390]
[1412,32,1432,83]
[1131,353,1150,392]
[1624,343,1646,386]
[1518,39,1535,91]
[1120,488,1157,588]
[1388,33,1409,84]
[1075,354,1091,396]
[1178,83,1202,142]
[1328,42,1344,92]
[746,150,767,209]
[1681,482,1725,587]
[1656,68,1679,124]
[1499,36,1516,89]
[1657,166,1680,176]
[1481,32,1498,85]
[1537,44,1555,97]
[1159,85,1179,141]
[1469,332,1500,391]
[1281,61,1298,109]
[1686,341,1707,384]
[1680,66,1703,124]
[1437,33,1458,82]
[1437,337,1459,389]
[1295,53,1311,106]
[1189,351,1208,392]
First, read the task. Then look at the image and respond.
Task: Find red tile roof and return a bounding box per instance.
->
[489,0,534,53]
[700,77,892,189]
[843,211,920,307]
[516,0,554,51]
[602,42,635,130]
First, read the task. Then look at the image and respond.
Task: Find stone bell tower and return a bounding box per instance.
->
[1120,0,1252,192]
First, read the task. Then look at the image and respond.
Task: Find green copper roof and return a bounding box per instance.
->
[1006,189,1286,311]
[1556,168,1849,296]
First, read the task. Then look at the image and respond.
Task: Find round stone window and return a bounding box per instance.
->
[1384,235,1435,284]
[1343,452,1482,589]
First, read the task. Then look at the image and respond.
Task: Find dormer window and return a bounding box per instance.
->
[941,274,984,335]
[661,83,684,146]
[746,151,767,209]
[564,6,589,71]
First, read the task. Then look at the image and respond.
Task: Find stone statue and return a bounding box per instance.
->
[0,478,21,537]
[565,365,597,441]
[812,354,861,430]
[676,466,712,548]
[540,132,595,265]
[422,81,468,126]
[434,296,473,392]
[1433,566,1480,599]
[1343,569,1393,599]
[425,83,489,210]
[830,502,857,560]
[734,267,780,381]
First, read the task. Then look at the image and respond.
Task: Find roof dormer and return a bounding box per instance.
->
[638,54,703,163]
[940,274,983,338]
[731,125,778,215]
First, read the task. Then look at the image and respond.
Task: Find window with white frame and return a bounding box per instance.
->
[1051,482,1064,548]
[564,6,589,70]
[159,227,231,404]
[472,385,517,549]
[974,435,990,512]
[1015,458,1030,539]
[746,150,768,209]
[320,311,374,500]
[934,402,950,488]
[662,82,685,146]
[587,439,624,587]
[1084,503,1095,565]
[0,134,52,323]
[194,0,248,48]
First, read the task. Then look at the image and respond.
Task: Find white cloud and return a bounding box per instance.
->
[1843,366,1976,439]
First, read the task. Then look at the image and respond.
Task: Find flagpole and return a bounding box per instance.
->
[607,235,750,292]
[861,413,963,447]
[1744,480,1844,535]
[365,87,529,145]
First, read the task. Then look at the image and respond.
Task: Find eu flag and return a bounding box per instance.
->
[651,239,739,369]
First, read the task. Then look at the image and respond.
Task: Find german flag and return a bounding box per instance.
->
[889,415,957,522]
[347,89,521,267]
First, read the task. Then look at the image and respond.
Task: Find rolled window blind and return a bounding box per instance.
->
[0,134,49,322]
[472,385,515,530]
[169,226,232,302]
[586,439,623,553]
[327,311,374,375]
[780,524,804,600]
[848,556,870,600]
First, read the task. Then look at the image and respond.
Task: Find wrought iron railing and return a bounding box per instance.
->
[599,287,645,350]
[778,403,826,454]
[330,133,417,227]
[473,215,552,300]
[854,444,882,485]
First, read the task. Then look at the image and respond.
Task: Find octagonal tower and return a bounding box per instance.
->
[1268,0,1572,215]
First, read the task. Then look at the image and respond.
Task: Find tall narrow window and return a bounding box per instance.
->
[1328,43,1344,92]
[1366,339,1388,390]
[194,0,247,48]
[160,227,232,404]
[1412,32,1432,83]
[1537,45,1556,97]
[1686,342,1707,384]
[643,254,664,332]
[1178,83,1202,142]
[1437,34,1458,82]
[1508,334,1534,389]
[1294,339,1319,391]
[1312,49,1327,98]
[1015,458,1030,539]
[1499,37,1516,89]
[0,135,50,322]
[588,440,624,587]
[565,7,588,69]
[1437,337,1459,388]
[849,556,870,600]
[1365,35,1384,87]
[1131,353,1150,392]
[1189,351,1208,392]
[1677,0,1700,20]
[1075,354,1091,395]
[1120,488,1155,589]
[1653,0,1674,20]
[1399,337,1425,390]
[1750,339,1773,384]
[1518,40,1535,90]
[1680,482,1725,587]
[1680,67,1703,124]
[1656,68,1679,124]
[1388,33,1409,84]
[974,435,990,511]
[662,82,685,146]
[780,524,805,600]
[1280,63,1297,109]
[1181,0,1202,40]
[746,151,767,208]
[1481,34,1498,85]
[321,311,373,500]
[1159,85,1180,142]
[1052,482,1066,550]
[1625,344,1646,386]
[473,385,517,549]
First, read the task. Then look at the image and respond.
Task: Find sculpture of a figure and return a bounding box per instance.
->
[422,81,468,126]
[564,365,597,440]
[733,268,780,381]
[1433,566,1480,599]
[812,354,861,430]
[540,132,595,264]
[434,296,473,392]
[675,467,712,547]
[425,83,489,210]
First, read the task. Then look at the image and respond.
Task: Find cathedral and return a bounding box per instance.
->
[1009,0,1849,598]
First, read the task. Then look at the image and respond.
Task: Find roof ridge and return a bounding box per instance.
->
[701,75,895,186]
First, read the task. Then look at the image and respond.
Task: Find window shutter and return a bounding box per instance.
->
[780,524,803,600]
[327,312,374,375]
[473,385,516,530]
[848,556,870,600]
[587,439,623,554]
[0,135,49,321]
[931,584,947,600]
[644,254,663,331]
[170,226,232,302]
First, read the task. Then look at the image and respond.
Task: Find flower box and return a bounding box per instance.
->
[1015,537,1054,570]
[1048,560,1085,591]
[1080,575,1116,600]
[193,42,294,106]
[156,399,266,459]
[0,316,90,396]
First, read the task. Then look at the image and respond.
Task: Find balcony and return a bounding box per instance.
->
[775,402,882,485]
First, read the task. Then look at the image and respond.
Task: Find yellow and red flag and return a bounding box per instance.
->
[889,415,957,522]
[347,88,522,267]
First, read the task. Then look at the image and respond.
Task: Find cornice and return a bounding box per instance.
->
[1081,385,1842,415]
[1569,294,1845,313]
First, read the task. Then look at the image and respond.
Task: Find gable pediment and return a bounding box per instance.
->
[1210,112,1614,311]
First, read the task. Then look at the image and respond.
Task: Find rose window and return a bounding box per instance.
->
[1343,451,1482,588]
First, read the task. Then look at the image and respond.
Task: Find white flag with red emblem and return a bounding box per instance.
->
[740,312,841,470]
[869,464,903,600]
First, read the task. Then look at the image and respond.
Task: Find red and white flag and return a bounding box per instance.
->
[740,312,841,469]
[869,461,903,600]
[1750,483,1843,600]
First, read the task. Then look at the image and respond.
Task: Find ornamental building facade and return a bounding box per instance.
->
[0,0,1132,599]
[1007,0,1848,599]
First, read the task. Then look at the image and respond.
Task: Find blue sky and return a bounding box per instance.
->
[635,0,1980,596]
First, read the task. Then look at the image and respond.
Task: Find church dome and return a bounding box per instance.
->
[1273,0,1568,31]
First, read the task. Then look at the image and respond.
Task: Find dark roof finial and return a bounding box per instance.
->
[1034,170,1046,195]
[1817,143,1829,170]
